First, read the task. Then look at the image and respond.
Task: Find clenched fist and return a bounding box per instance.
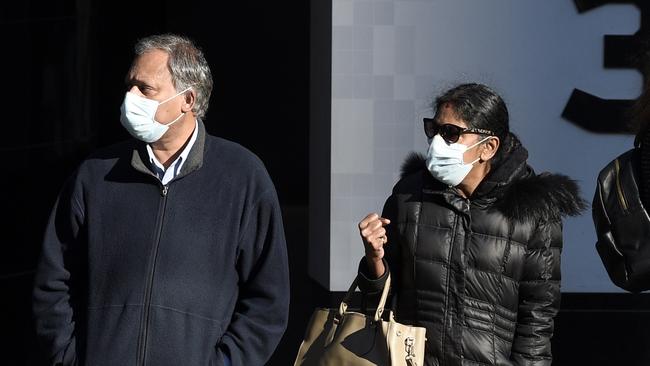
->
[358,213,391,277]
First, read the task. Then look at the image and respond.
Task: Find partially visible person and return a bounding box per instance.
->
[32,34,289,365]
[593,60,650,292]
[357,83,586,366]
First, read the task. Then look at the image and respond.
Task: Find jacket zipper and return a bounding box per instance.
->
[137,184,169,365]
[614,159,629,212]
[440,211,460,363]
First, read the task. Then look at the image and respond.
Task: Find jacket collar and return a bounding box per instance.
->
[471,134,530,206]
[130,119,207,180]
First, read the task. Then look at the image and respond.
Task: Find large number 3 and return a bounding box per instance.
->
[562,0,649,134]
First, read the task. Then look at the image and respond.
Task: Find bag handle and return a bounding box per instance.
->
[339,273,392,322]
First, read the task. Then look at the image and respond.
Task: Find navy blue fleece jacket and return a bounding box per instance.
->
[33,121,289,366]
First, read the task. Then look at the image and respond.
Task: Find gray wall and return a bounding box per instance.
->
[316,0,639,291]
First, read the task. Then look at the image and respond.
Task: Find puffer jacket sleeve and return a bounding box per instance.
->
[33,171,84,366]
[357,194,400,295]
[592,161,650,293]
[510,219,562,366]
[592,173,632,291]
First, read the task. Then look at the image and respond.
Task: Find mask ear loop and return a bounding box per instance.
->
[158,86,193,105]
[161,111,185,127]
[155,87,193,125]
[466,135,494,165]
[466,135,493,150]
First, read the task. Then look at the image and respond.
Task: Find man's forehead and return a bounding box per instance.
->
[129,49,171,82]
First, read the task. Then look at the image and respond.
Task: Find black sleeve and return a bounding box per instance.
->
[592,175,631,290]
[33,173,84,366]
[214,187,290,366]
[593,172,650,293]
[510,220,562,366]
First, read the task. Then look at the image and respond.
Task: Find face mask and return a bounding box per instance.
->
[426,134,491,186]
[120,87,192,143]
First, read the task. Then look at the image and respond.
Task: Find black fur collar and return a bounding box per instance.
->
[401,148,587,223]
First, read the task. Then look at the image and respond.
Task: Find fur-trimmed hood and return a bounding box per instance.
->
[401,137,587,222]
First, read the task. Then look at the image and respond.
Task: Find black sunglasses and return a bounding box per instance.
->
[423,118,495,143]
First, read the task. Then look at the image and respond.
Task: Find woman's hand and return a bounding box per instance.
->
[358,213,391,277]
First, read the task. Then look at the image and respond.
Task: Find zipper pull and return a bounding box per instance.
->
[161,185,169,197]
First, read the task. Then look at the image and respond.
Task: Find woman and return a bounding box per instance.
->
[357,83,585,366]
[593,67,650,293]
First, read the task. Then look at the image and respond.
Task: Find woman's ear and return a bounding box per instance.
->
[481,136,500,162]
[181,89,195,113]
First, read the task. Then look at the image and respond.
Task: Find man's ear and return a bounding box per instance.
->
[481,136,500,162]
[181,89,195,113]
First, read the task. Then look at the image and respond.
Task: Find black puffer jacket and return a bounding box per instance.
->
[359,136,585,366]
[593,148,650,292]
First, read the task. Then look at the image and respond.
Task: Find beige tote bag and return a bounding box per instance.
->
[294,274,426,366]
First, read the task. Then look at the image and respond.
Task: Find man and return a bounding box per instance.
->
[33,34,289,366]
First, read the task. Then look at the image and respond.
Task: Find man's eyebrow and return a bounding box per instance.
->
[124,77,152,89]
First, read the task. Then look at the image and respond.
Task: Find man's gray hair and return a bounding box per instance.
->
[134,34,213,119]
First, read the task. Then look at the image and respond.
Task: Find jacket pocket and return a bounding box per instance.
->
[463,297,517,364]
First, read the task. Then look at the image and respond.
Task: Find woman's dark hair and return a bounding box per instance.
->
[433,83,511,167]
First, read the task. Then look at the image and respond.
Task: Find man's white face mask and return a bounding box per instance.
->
[119,87,192,143]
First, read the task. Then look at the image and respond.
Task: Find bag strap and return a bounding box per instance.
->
[339,273,392,322]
